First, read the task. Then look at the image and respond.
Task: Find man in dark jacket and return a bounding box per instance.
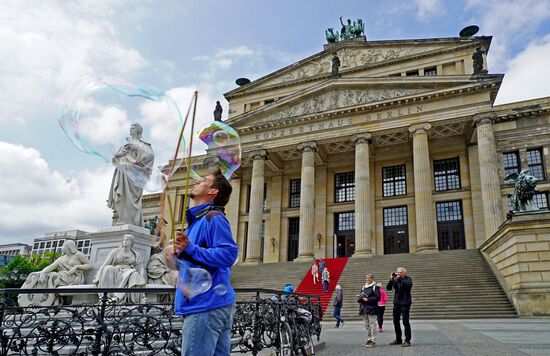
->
[358,273,380,348]
[333,284,344,328]
[173,169,238,356]
[386,266,413,347]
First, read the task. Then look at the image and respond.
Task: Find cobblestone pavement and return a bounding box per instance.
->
[317,318,550,356]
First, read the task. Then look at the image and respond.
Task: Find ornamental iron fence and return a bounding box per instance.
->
[0,287,322,356]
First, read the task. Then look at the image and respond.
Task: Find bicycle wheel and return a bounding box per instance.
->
[298,324,315,356]
[279,321,295,356]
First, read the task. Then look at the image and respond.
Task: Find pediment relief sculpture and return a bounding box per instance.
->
[267,46,445,87]
[254,88,425,125]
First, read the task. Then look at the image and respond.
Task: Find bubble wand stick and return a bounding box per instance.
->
[179,91,199,242]
[158,91,196,249]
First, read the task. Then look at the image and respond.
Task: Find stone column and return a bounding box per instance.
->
[353,133,373,257]
[295,142,317,262]
[474,113,504,239]
[244,150,267,264]
[409,123,437,252]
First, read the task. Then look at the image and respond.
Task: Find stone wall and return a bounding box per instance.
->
[480,211,550,316]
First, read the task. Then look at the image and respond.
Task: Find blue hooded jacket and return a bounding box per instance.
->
[174,202,238,315]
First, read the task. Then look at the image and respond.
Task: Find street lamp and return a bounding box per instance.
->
[316,233,322,249]
[270,237,276,253]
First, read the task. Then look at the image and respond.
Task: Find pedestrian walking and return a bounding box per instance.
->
[376,282,387,332]
[311,262,319,284]
[333,284,344,328]
[322,267,330,293]
[358,273,380,348]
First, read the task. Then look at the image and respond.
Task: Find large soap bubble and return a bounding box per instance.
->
[189,121,241,180]
[58,74,185,192]
[175,258,212,299]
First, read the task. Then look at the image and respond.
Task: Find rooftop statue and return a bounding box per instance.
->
[107,123,154,227]
[213,101,223,122]
[326,17,365,44]
[505,170,539,212]
[325,28,340,43]
[472,47,486,74]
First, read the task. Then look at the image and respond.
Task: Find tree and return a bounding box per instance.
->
[0,253,55,288]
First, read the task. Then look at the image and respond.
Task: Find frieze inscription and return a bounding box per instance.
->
[244,104,424,143]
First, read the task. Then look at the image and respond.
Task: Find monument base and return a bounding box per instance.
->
[86,224,154,284]
[480,210,550,316]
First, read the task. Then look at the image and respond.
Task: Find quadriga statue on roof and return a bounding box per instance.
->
[18,240,93,306]
[505,170,539,212]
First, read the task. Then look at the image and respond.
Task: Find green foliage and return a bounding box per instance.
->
[0,253,58,288]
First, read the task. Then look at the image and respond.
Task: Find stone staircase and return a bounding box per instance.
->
[230,260,312,300]
[328,249,517,320]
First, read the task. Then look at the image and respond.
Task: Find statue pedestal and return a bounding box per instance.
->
[86,224,153,283]
[480,210,550,316]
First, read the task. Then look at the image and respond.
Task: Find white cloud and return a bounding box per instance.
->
[466,0,550,71]
[415,0,445,21]
[0,0,148,124]
[0,141,113,244]
[194,45,259,81]
[495,34,550,104]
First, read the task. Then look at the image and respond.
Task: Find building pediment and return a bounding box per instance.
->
[227,76,501,130]
[225,37,491,99]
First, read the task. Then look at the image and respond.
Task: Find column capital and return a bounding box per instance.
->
[408,123,432,135]
[250,150,267,160]
[297,141,317,153]
[352,133,372,145]
[472,112,496,127]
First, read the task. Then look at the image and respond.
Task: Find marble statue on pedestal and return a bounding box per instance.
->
[93,234,147,303]
[107,123,154,227]
[147,245,178,287]
[18,240,93,306]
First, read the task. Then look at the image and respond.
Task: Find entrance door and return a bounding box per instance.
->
[383,206,409,254]
[287,217,299,261]
[335,212,355,257]
[436,201,465,250]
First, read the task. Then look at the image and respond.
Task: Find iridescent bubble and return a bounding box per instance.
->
[213,284,228,296]
[189,121,241,180]
[58,74,185,192]
[176,258,212,298]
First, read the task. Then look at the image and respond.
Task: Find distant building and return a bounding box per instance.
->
[31,230,92,259]
[0,243,32,257]
[0,255,15,268]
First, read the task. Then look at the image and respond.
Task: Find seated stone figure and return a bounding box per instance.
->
[147,245,178,287]
[18,240,93,306]
[94,234,146,303]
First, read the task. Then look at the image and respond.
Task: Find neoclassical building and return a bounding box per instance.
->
[144,31,550,265]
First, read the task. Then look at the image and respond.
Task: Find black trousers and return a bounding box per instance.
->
[392,304,411,342]
[377,306,385,327]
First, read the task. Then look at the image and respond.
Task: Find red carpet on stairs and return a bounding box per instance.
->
[295,257,349,316]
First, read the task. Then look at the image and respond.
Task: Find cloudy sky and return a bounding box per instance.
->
[1,0,550,245]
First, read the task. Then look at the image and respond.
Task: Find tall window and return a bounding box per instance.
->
[335,172,355,202]
[434,158,461,192]
[533,192,549,209]
[383,206,408,226]
[527,148,545,180]
[289,179,301,208]
[336,212,355,231]
[382,165,406,197]
[436,201,463,222]
[502,151,520,177]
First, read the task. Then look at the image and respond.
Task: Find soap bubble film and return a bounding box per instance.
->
[58,74,185,192]
[189,121,241,180]
[176,258,212,298]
